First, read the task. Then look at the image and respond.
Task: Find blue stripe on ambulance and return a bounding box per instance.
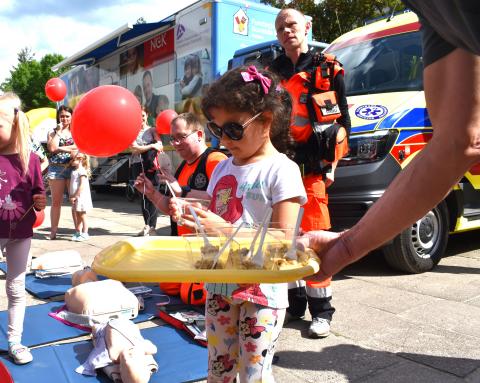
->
[394,108,432,128]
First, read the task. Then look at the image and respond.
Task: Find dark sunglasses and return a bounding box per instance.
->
[206,112,262,141]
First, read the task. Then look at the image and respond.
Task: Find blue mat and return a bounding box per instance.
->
[0,302,84,350]
[0,287,179,350]
[0,262,72,299]
[0,325,208,383]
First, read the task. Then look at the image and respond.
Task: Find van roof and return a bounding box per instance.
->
[327,11,419,52]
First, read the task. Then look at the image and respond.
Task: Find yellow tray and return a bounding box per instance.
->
[92,236,319,283]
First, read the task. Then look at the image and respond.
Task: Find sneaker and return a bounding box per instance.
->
[308,317,331,338]
[148,227,157,236]
[137,225,150,237]
[283,311,304,325]
[72,233,89,242]
[71,232,81,241]
[9,343,33,365]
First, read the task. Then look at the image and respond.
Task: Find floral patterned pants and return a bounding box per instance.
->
[206,293,286,383]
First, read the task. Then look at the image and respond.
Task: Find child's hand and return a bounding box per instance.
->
[33,194,46,210]
[69,196,77,204]
[181,205,229,234]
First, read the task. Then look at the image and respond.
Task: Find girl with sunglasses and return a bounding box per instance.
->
[176,66,306,382]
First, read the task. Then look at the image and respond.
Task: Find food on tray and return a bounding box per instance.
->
[194,244,221,269]
[225,247,250,269]
[194,241,319,271]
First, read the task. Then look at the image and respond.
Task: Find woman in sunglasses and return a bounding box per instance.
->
[177,65,306,382]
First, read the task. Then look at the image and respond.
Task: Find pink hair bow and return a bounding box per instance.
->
[241,66,272,94]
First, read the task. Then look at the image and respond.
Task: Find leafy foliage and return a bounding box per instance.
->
[262,0,406,43]
[1,48,67,111]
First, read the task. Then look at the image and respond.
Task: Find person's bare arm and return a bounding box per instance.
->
[309,48,480,281]
[130,142,163,155]
[47,129,77,153]
[271,198,302,230]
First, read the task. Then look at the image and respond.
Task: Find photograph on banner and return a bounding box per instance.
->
[63,65,100,108]
[120,45,144,77]
[175,49,212,142]
[99,55,121,87]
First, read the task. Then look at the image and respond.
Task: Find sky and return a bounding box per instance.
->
[0,0,200,84]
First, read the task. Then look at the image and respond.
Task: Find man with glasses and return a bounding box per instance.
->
[136,113,227,236]
[269,8,351,339]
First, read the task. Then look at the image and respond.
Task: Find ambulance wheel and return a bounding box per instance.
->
[382,201,449,273]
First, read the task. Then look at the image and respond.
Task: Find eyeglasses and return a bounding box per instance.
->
[206,112,262,141]
[169,130,198,145]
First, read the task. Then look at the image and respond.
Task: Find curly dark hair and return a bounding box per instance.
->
[201,66,295,159]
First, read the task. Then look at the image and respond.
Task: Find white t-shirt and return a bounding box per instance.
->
[207,152,307,226]
[69,167,93,212]
[206,152,307,308]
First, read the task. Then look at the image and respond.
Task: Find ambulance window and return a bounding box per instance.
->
[328,31,423,96]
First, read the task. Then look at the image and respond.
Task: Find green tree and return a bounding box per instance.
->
[262,0,405,43]
[1,48,67,111]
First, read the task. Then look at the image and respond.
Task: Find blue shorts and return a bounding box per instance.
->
[47,164,72,180]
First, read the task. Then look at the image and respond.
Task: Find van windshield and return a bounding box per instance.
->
[328,31,423,96]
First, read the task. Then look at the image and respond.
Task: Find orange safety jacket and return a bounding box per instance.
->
[282,53,344,144]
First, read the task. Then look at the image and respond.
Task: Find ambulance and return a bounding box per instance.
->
[324,11,480,273]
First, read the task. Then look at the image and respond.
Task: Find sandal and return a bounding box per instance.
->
[8,343,33,365]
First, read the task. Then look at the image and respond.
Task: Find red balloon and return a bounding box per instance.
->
[45,78,67,102]
[33,209,45,228]
[156,109,177,135]
[71,85,142,157]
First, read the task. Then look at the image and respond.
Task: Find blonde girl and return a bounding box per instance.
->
[0,93,46,364]
[69,152,92,241]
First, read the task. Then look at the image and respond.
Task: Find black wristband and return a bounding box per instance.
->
[180,185,191,198]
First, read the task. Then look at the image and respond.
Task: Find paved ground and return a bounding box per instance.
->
[1,187,479,382]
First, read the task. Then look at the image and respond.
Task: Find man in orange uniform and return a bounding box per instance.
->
[270,8,350,338]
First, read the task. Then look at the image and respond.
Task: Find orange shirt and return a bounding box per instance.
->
[177,151,227,236]
[177,151,227,187]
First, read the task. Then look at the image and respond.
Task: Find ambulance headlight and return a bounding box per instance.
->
[340,130,398,166]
